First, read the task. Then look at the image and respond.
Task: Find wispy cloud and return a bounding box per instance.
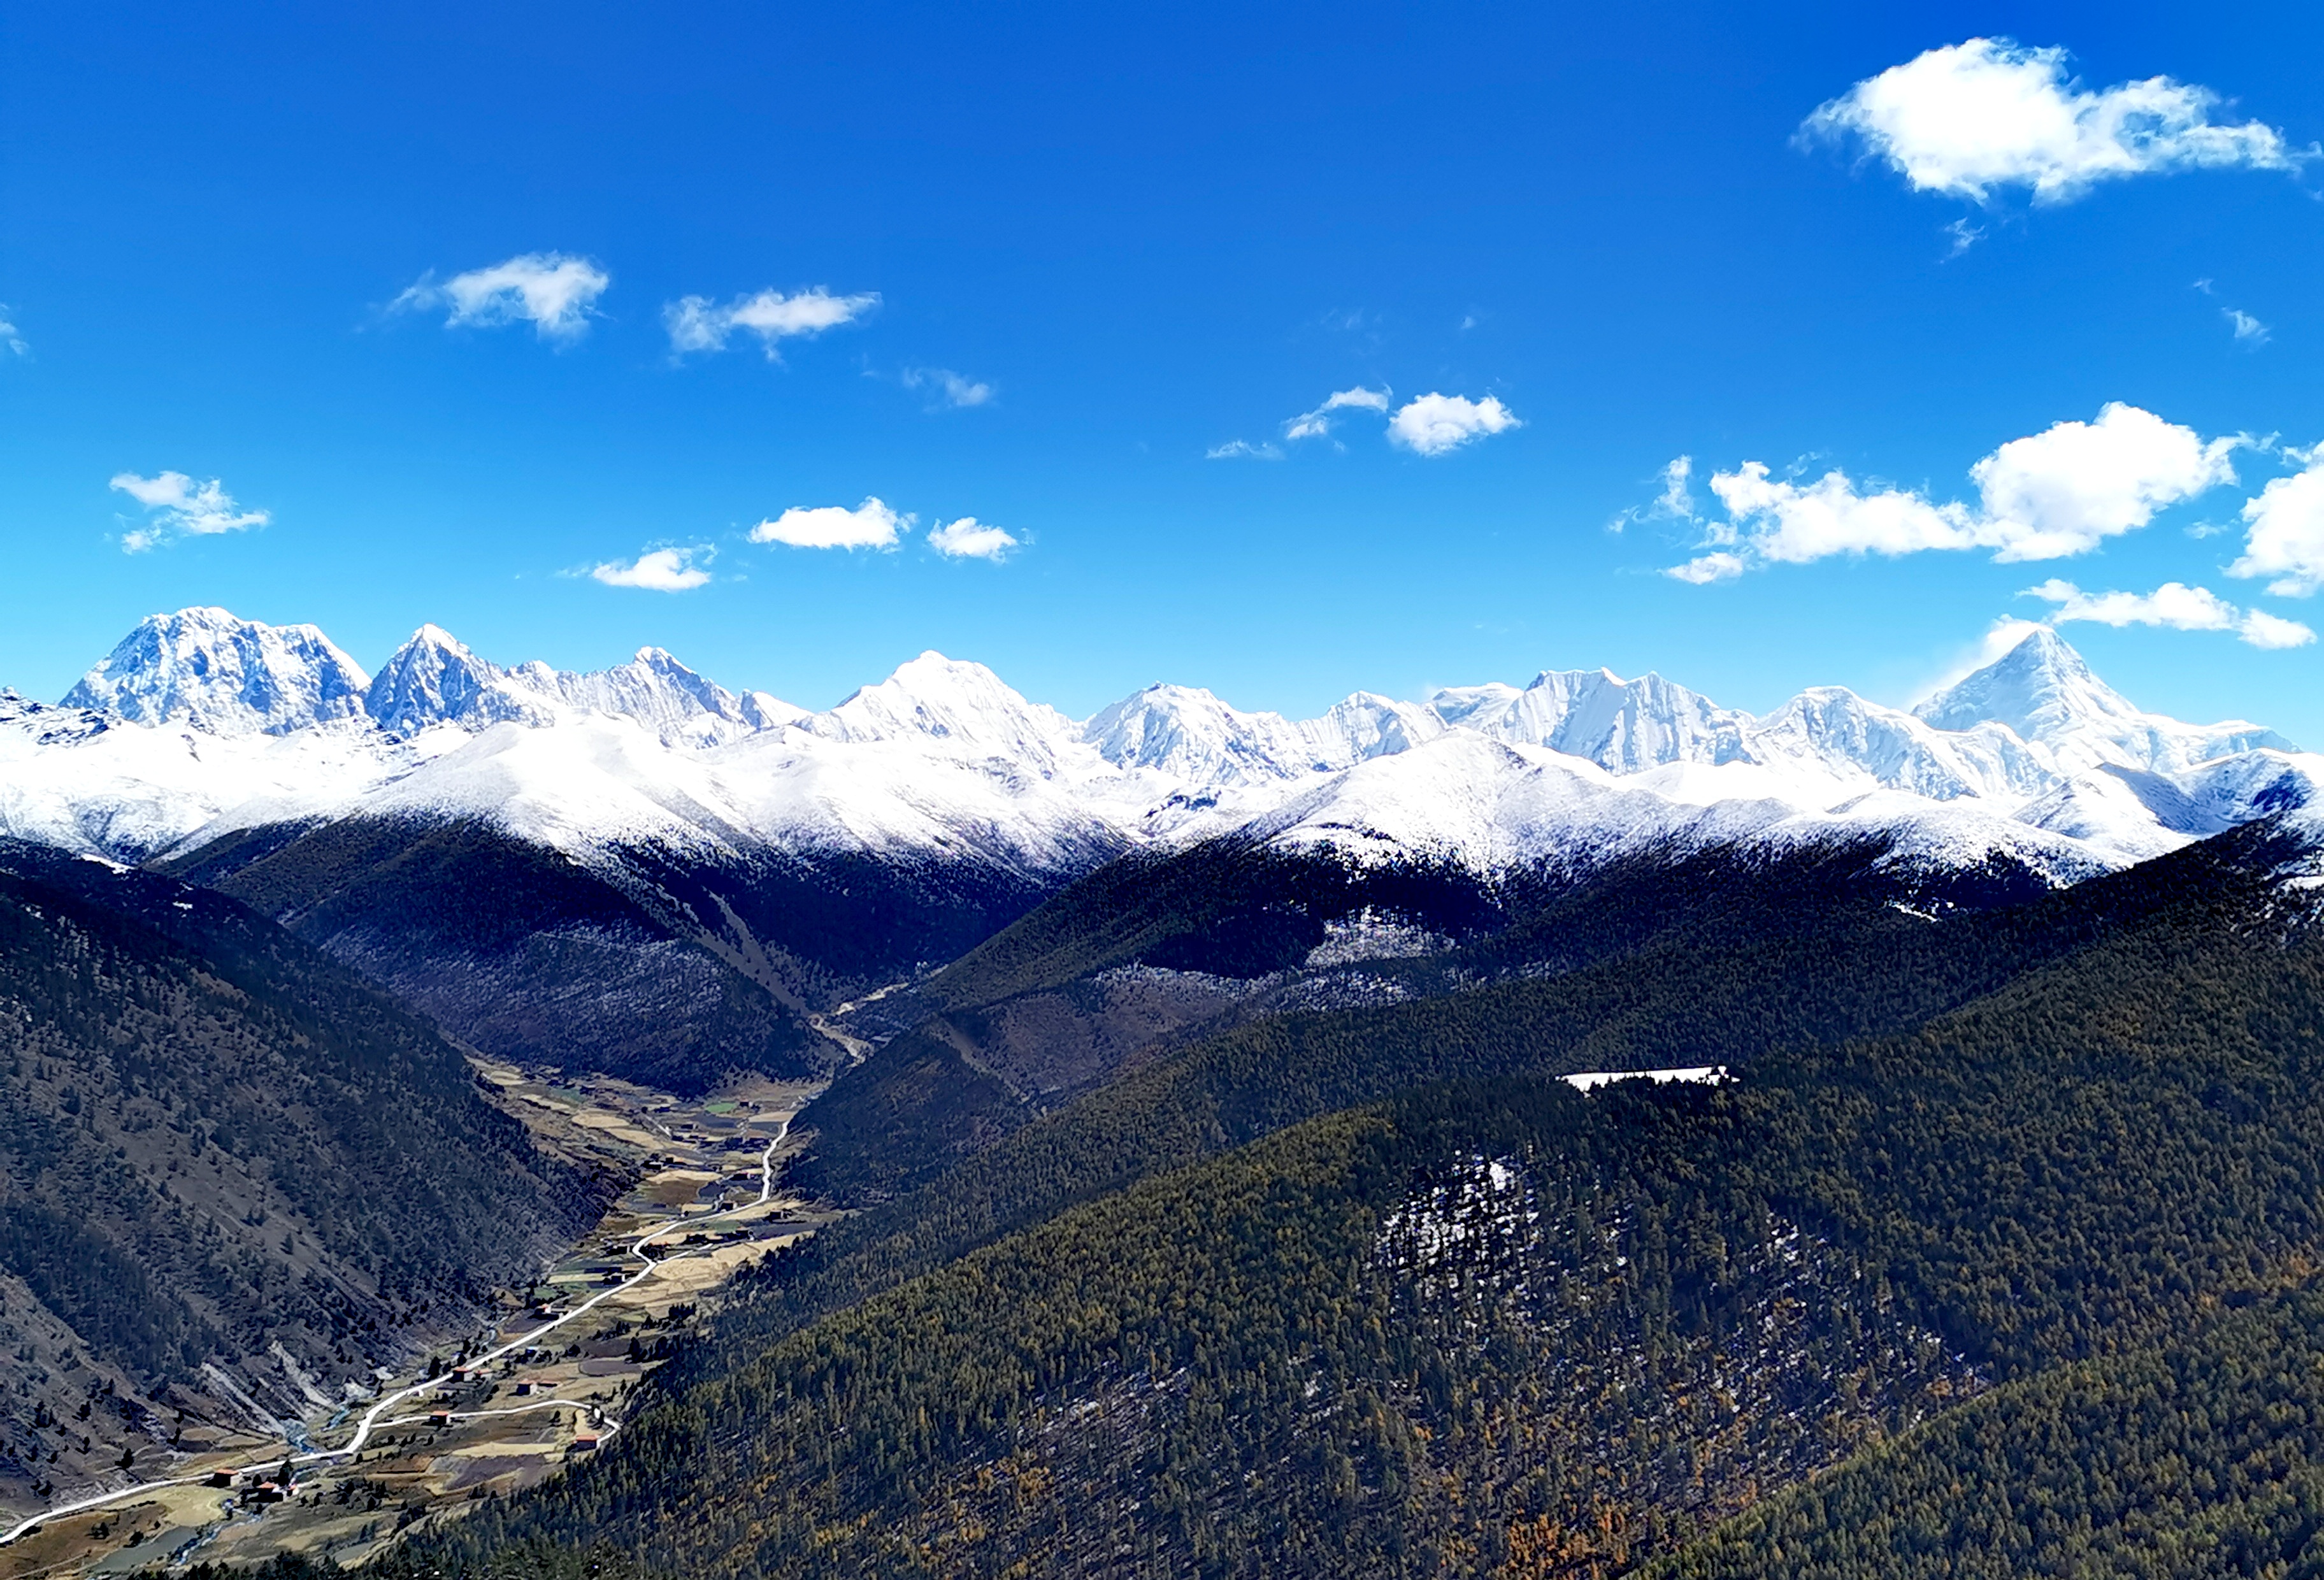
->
[1207,439,1284,461]
[2023,577,2313,648]
[110,471,270,553]
[2225,308,2270,344]
[1285,385,1392,442]
[0,306,25,358]
[1387,392,1521,457]
[1667,551,1747,585]
[1801,38,2312,205]
[749,497,907,550]
[926,517,1019,560]
[589,546,714,591]
[1942,218,1984,257]
[901,366,994,408]
[666,287,879,359]
[1667,403,2242,582]
[394,253,611,340]
[1609,456,1697,534]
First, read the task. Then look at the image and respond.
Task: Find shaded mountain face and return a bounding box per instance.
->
[157,809,1080,1093]
[157,818,842,1095]
[0,845,603,1504]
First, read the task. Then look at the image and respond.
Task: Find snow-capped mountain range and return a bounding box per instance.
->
[2,606,2317,889]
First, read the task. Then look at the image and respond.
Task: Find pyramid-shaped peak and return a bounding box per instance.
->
[366,624,516,735]
[406,622,471,651]
[1912,625,2132,742]
[1984,624,2091,680]
[1912,623,2291,772]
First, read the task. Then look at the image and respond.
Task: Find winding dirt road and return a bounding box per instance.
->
[0,1121,787,1548]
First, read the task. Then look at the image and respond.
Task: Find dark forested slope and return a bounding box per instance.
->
[0,846,605,1505]
[161,817,836,1093]
[787,826,2225,1205]
[375,817,2324,1578]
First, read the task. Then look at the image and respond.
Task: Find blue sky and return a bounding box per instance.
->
[4,1,2322,737]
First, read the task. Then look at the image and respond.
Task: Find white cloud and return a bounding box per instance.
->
[0,306,25,357]
[2230,454,2324,595]
[1207,440,1284,461]
[1694,463,1978,575]
[2226,308,2269,344]
[110,471,270,553]
[590,546,713,591]
[2025,577,2314,648]
[666,287,879,358]
[1969,402,2241,559]
[749,497,907,550]
[2240,609,2318,649]
[1673,403,2239,580]
[1285,385,1393,441]
[1387,392,1521,457]
[2024,577,2237,630]
[901,367,994,408]
[394,253,610,339]
[1801,38,2311,205]
[1942,218,1984,255]
[926,517,1018,560]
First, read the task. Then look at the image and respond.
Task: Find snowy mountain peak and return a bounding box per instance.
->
[807,651,1082,765]
[1080,682,1445,787]
[1915,626,2292,776]
[365,626,794,747]
[63,607,372,736]
[1437,666,1753,774]
[1914,626,2132,743]
[553,645,799,747]
[366,624,545,737]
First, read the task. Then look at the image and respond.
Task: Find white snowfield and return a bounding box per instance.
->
[1561,1066,1728,1093]
[1,609,2319,889]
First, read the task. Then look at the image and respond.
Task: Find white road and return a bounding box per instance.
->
[0,1121,787,1548]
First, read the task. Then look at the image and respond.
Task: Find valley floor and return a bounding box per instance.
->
[0,1065,842,1580]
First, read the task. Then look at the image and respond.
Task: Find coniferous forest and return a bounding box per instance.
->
[150,815,2322,1577]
